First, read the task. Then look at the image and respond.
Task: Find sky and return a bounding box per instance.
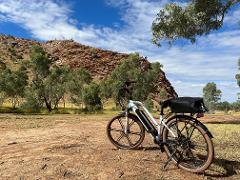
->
[0,0,239,102]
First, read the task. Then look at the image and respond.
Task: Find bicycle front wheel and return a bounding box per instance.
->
[162,116,214,173]
[106,114,145,149]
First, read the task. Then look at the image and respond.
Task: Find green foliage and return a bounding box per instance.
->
[101,53,162,105]
[28,45,71,111]
[132,61,162,101]
[0,59,6,69]
[8,47,17,56]
[21,88,44,112]
[159,89,168,99]
[0,65,28,108]
[216,101,231,113]
[0,92,6,106]
[236,59,240,96]
[100,79,113,104]
[231,101,240,111]
[82,82,102,111]
[144,95,154,111]
[68,68,92,107]
[152,0,240,46]
[30,45,51,78]
[215,101,240,112]
[203,82,222,112]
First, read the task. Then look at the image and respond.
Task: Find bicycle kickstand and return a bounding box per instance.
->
[162,149,176,171]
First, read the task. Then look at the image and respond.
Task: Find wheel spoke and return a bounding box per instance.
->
[110,128,123,132]
[128,120,135,128]
[180,122,188,133]
[118,118,125,129]
[187,124,196,139]
[169,124,179,138]
[128,131,141,136]
[175,121,182,138]
[116,132,124,142]
[125,135,133,146]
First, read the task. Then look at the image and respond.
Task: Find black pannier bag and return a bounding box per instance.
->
[161,97,208,114]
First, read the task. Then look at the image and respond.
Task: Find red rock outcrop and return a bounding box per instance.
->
[0,35,177,99]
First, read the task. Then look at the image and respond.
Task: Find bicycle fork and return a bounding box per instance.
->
[124,110,129,134]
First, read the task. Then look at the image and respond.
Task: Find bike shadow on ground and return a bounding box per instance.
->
[112,146,240,178]
[205,158,240,178]
[132,147,240,178]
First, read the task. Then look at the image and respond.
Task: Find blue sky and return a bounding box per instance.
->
[0,0,239,102]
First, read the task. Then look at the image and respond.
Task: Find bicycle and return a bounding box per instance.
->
[106,81,214,173]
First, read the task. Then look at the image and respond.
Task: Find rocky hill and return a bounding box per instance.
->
[0,34,177,100]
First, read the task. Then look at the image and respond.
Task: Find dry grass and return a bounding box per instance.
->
[205,123,240,177]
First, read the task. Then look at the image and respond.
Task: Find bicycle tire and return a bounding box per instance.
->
[162,116,214,173]
[106,114,145,149]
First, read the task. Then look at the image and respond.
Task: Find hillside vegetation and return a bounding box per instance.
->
[0,34,177,112]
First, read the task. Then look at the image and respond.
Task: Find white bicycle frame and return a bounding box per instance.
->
[125,100,177,140]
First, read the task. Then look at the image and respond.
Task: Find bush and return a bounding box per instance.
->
[82,82,102,112]
[144,96,154,111]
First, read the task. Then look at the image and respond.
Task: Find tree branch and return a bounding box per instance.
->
[223,0,240,13]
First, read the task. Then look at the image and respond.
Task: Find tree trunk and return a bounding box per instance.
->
[63,95,66,109]
[44,97,52,112]
[12,97,17,109]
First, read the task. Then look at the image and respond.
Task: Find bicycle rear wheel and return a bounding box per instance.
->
[106,114,145,149]
[162,116,214,173]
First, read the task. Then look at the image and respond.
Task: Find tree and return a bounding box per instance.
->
[144,95,154,111]
[0,65,28,108]
[216,101,231,112]
[28,45,70,111]
[236,59,240,99]
[100,53,142,104]
[152,0,240,46]
[0,92,6,107]
[231,101,240,111]
[101,53,163,105]
[203,82,222,111]
[82,82,102,111]
[68,68,92,109]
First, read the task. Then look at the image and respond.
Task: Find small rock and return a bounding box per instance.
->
[117,171,124,178]
[8,142,17,145]
[63,170,72,177]
[41,164,47,170]
[19,176,24,180]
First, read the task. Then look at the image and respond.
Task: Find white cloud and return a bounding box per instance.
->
[201,30,240,48]
[224,7,240,26]
[0,0,97,41]
[0,0,239,102]
[171,80,239,102]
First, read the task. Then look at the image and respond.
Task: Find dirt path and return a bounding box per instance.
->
[0,114,239,179]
